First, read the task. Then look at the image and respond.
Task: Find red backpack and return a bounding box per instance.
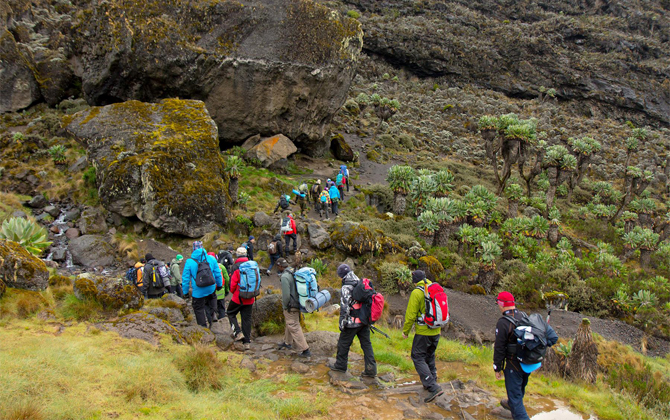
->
[417,282,449,328]
[351,278,385,325]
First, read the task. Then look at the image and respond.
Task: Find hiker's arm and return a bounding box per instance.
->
[211,258,223,288]
[339,287,350,331]
[230,271,239,295]
[181,262,191,296]
[493,318,508,372]
[280,274,291,311]
[403,290,421,336]
[546,324,559,347]
[273,201,279,213]
[222,268,230,295]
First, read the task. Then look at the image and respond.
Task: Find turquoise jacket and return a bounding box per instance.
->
[329,185,341,201]
[182,248,223,298]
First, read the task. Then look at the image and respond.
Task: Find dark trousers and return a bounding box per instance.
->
[192,292,217,328]
[504,365,531,420]
[334,325,377,376]
[216,299,226,320]
[284,234,297,256]
[338,185,344,198]
[268,254,281,273]
[411,334,441,392]
[331,201,339,215]
[319,202,330,218]
[174,284,183,298]
[227,300,253,344]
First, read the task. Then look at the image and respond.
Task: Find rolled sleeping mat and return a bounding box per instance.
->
[304,290,331,313]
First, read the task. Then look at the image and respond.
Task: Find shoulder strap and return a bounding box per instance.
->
[503,315,519,326]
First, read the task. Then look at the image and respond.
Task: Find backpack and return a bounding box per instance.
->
[340,165,349,177]
[293,267,318,312]
[281,216,292,234]
[319,191,330,203]
[311,184,320,195]
[351,278,385,325]
[268,241,279,255]
[336,173,343,186]
[299,183,308,193]
[416,282,449,329]
[218,251,234,274]
[144,261,165,290]
[279,194,290,210]
[194,254,216,288]
[238,260,261,299]
[504,312,550,366]
[125,267,139,285]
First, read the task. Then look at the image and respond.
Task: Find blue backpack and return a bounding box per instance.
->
[238,260,261,299]
[125,267,139,285]
[294,267,318,312]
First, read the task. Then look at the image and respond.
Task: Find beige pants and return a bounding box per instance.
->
[283,309,309,352]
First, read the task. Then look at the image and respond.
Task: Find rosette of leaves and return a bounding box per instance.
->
[387,165,416,215]
[432,170,455,197]
[478,240,502,292]
[355,93,370,110]
[548,206,561,246]
[225,155,244,204]
[478,115,499,141]
[504,183,524,218]
[596,252,624,277]
[417,210,439,246]
[631,127,648,141]
[456,223,476,254]
[48,145,67,164]
[496,113,520,134]
[528,215,549,240]
[0,217,52,256]
[500,217,525,239]
[592,204,616,220]
[464,185,498,227]
[237,191,250,210]
[425,197,457,246]
[410,175,437,215]
[543,145,575,209]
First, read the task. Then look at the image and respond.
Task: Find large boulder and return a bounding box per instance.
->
[69,235,116,268]
[136,239,178,264]
[65,99,230,237]
[329,221,381,256]
[330,134,354,162]
[251,293,284,335]
[78,207,108,235]
[69,0,363,155]
[73,276,144,310]
[304,330,339,356]
[97,312,184,345]
[0,30,41,113]
[244,134,298,168]
[253,211,273,227]
[0,239,49,291]
[307,222,332,250]
[179,325,216,345]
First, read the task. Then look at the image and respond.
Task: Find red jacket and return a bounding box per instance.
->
[230,257,255,305]
[284,217,297,235]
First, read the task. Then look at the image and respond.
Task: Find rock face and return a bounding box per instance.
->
[65,99,230,237]
[0,29,42,113]
[68,0,363,155]
[69,235,116,267]
[307,222,332,250]
[0,239,49,291]
[304,330,339,356]
[329,221,381,256]
[78,207,108,235]
[330,134,354,162]
[244,134,298,168]
[97,312,184,345]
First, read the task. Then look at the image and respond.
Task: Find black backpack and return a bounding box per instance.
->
[194,254,215,288]
[144,260,164,291]
[218,251,234,274]
[279,194,289,209]
[505,312,550,365]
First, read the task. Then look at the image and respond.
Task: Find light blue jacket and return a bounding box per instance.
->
[329,185,341,201]
[182,248,223,298]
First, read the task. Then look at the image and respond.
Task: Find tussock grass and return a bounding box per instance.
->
[58,294,104,322]
[175,345,224,392]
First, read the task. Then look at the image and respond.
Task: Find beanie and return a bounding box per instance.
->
[497,291,515,305]
[236,246,247,257]
[337,263,351,279]
[249,236,255,241]
[176,254,183,262]
[145,253,154,261]
[193,241,203,251]
[412,270,426,284]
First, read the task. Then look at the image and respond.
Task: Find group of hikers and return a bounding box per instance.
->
[274,164,350,219]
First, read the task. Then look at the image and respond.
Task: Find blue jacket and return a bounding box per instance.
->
[329,185,341,201]
[182,248,223,298]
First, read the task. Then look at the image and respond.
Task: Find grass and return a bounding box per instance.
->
[0,192,30,222]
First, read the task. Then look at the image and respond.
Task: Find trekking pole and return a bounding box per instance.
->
[450,381,466,420]
[370,325,390,339]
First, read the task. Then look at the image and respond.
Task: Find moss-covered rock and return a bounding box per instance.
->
[0,278,5,299]
[330,134,354,162]
[97,312,184,345]
[329,221,381,256]
[250,293,284,335]
[0,29,41,113]
[419,256,445,281]
[73,277,97,300]
[0,239,49,291]
[73,275,144,311]
[180,325,216,345]
[65,99,230,237]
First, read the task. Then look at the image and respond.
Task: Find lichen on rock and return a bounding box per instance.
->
[0,238,49,291]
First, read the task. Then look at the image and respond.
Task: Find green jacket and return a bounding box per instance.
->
[215,263,230,300]
[169,259,182,286]
[280,269,300,311]
[403,279,440,336]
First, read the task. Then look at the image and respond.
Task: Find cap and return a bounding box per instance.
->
[145,253,154,261]
[496,291,515,305]
[337,263,351,278]
[277,258,289,268]
[176,254,183,261]
[193,241,203,251]
[249,236,255,241]
[236,246,247,257]
[412,270,426,283]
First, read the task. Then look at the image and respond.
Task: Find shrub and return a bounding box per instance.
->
[175,345,224,392]
[1,400,44,420]
[16,292,45,318]
[378,262,412,294]
[0,217,52,255]
[308,258,328,277]
[48,145,67,163]
[346,10,360,19]
[59,294,103,321]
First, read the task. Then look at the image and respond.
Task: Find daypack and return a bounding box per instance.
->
[293,267,318,312]
[217,251,234,274]
[279,194,290,210]
[281,216,293,234]
[238,260,261,299]
[319,191,331,204]
[144,261,165,290]
[194,255,216,288]
[504,312,550,366]
[351,278,385,325]
[416,283,449,329]
[311,184,321,195]
[268,241,279,255]
[299,183,309,193]
[340,165,349,177]
[336,173,343,186]
[125,267,139,285]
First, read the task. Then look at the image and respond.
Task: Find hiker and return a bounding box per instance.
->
[128,258,145,291]
[266,234,284,276]
[340,164,350,192]
[273,193,292,214]
[328,183,341,216]
[227,246,258,350]
[318,189,331,219]
[243,236,255,261]
[310,179,322,209]
[182,242,224,328]
[493,291,558,420]
[294,186,308,217]
[326,178,335,189]
[277,258,311,357]
[282,213,298,258]
[402,270,443,403]
[169,254,184,297]
[143,253,170,299]
[331,264,377,377]
[336,171,345,199]
[212,252,230,320]
[217,247,235,276]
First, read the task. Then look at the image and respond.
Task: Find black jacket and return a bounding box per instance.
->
[493,309,558,372]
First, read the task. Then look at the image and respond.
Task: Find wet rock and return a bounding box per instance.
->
[0,239,49,291]
[490,407,513,418]
[147,307,185,324]
[290,361,310,374]
[97,312,184,345]
[64,208,81,222]
[0,30,41,113]
[66,99,230,237]
[240,357,257,372]
[307,222,332,250]
[180,325,216,345]
[330,134,354,162]
[78,207,108,235]
[328,369,368,390]
[65,228,80,239]
[379,373,395,383]
[304,330,339,356]
[44,205,60,218]
[27,194,47,209]
[244,134,297,168]
[69,235,115,267]
[51,247,67,262]
[253,211,273,227]
[403,409,419,419]
[50,225,61,234]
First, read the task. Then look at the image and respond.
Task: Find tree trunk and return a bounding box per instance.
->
[478,267,496,294]
[419,231,435,247]
[229,177,239,204]
[567,319,598,384]
[639,213,651,228]
[548,225,559,247]
[393,192,406,215]
[640,249,651,268]
[546,186,557,212]
[508,200,518,219]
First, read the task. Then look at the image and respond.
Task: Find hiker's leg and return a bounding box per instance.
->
[192,296,208,327]
[284,235,290,258]
[521,371,529,399]
[426,335,440,381]
[268,255,277,272]
[412,334,439,392]
[217,299,226,319]
[334,327,357,371]
[291,234,297,253]
[284,309,308,352]
[176,284,183,298]
[504,366,530,420]
[240,303,253,344]
[226,300,242,334]
[358,326,377,376]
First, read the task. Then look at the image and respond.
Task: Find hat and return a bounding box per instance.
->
[316,179,321,185]
[496,291,515,305]
[176,254,183,261]
[193,241,203,251]
[337,263,351,278]
[249,236,255,241]
[277,258,289,268]
[145,253,154,261]
[412,270,426,283]
[236,246,247,257]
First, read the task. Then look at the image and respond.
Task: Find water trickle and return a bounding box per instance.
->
[65,250,74,269]
[532,408,596,419]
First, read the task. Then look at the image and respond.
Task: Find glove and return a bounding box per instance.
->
[216,285,223,291]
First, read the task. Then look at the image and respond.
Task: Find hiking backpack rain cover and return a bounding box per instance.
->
[293,267,318,312]
[194,255,215,288]
[238,260,262,299]
[505,312,550,365]
[351,278,385,325]
[281,216,292,233]
[417,283,449,329]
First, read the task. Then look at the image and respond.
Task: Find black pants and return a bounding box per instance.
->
[174,284,183,298]
[334,325,377,376]
[505,365,530,420]
[217,299,226,320]
[284,234,297,256]
[192,292,217,328]
[227,300,253,344]
[331,200,339,215]
[411,334,441,392]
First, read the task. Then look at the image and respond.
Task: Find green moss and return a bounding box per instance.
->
[48,275,72,287]
[74,278,97,300]
[329,221,381,256]
[419,256,445,281]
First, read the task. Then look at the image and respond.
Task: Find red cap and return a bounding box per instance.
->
[496,291,515,305]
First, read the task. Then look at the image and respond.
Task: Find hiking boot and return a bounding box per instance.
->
[243,343,251,351]
[266,270,271,276]
[500,399,511,411]
[234,332,245,342]
[298,349,312,358]
[424,389,444,403]
[277,342,292,350]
